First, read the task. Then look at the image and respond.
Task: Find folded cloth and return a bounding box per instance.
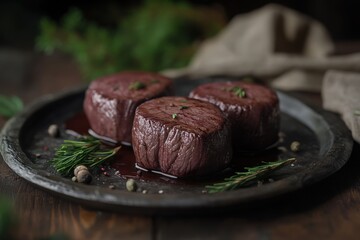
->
[162,4,360,91]
[162,4,360,143]
[323,71,360,143]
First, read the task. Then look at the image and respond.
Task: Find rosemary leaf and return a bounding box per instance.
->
[172,113,178,119]
[206,158,296,193]
[230,86,246,98]
[179,106,189,110]
[129,81,146,90]
[0,95,23,118]
[52,136,121,176]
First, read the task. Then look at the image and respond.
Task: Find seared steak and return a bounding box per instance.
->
[132,96,232,177]
[189,81,279,151]
[83,71,172,144]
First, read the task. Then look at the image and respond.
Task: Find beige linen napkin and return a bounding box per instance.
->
[323,71,360,142]
[162,3,360,143]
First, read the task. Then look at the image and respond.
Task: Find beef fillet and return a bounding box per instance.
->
[189,81,279,151]
[83,72,172,144]
[132,97,232,177]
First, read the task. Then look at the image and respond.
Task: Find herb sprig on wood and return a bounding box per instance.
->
[52,136,121,176]
[206,158,295,193]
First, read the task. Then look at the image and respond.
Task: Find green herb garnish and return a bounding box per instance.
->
[172,113,178,119]
[206,158,295,193]
[179,106,189,110]
[129,81,146,90]
[354,110,360,116]
[230,86,246,98]
[52,136,121,176]
[0,95,23,118]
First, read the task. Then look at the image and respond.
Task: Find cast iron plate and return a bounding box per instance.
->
[0,78,353,214]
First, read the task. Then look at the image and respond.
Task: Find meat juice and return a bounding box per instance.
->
[65,112,281,185]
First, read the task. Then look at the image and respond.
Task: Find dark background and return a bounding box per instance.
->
[1,0,360,49]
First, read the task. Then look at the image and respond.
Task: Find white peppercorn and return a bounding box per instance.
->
[126,179,137,192]
[290,141,301,152]
[76,169,92,184]
[74,165,88,176]
[48,124,59,137]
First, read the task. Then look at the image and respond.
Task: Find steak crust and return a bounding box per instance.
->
[189,81,280,151]
[83,71,172,144]
[132,96,232,177]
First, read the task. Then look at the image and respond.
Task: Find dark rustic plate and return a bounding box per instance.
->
[0,77,353,215]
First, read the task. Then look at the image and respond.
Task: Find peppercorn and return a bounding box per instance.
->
[73,165,92,184]
[290,141,301,152]
[48,124,59,137]
[74,165,88,176]
[126,179,137,192]
[76,169,92,184]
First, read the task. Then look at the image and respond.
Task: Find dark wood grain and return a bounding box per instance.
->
[0,52,359,239]
[0,159,152,239]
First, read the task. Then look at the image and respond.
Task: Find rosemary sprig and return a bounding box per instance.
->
[206,158,296,193]
[0,95,23,118]
[52,136,121,176]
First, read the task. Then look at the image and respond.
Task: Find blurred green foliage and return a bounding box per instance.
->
[0,95,23,118]
[36,0,225,81]
[0,197,15,238]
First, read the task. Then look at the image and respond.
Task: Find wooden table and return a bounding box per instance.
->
[1,53,359,240]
